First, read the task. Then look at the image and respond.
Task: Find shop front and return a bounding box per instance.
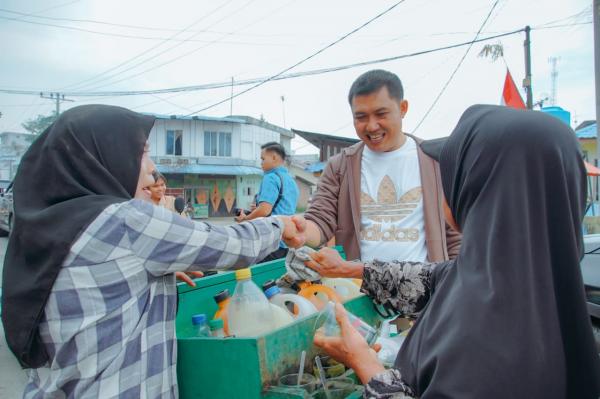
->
[157,164,263,219]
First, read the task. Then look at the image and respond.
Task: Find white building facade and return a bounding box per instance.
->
[146,113,293,218]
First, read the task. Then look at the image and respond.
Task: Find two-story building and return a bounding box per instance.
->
[146,113,293,218]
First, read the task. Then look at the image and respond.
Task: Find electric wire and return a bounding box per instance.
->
[0,29,524,97]
[185,0,409,115]
[79,0,294,92]
[412,0,500,133]
[60,0,238,91]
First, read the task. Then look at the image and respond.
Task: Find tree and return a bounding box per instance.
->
[21,112,57,136]
[478,43,504,62]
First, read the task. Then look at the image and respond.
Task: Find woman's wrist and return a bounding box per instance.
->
[352,354,386,384]
[343,260,364,279]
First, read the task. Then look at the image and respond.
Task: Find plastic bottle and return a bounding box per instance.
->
[270,302,294,329]
[209,318,226,338]
[320,302,378,345]
[264,286,318,319]
[321,278,362,301]
[191,314,210,337]
[262,279,296,295]
[212,289,231,336]
[228,268,275,337]
[297,281,342,310]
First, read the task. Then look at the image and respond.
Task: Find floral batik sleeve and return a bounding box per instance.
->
[363,369,416,399]
[361,259,436,318]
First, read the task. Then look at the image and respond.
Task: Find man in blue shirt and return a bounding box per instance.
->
[236,141,299,261]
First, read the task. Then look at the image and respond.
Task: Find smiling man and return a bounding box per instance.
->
[304,69,461,264]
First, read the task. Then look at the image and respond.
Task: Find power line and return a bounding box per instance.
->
[3,0,81,22]
[0,13,290,46]
[79,0,294,92]
[0,29,524,97]
[0,19,586,100]
[413,0,500,133]
[185,0,409,116]
[61,0,240,91]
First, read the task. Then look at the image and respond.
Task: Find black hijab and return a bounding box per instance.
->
[397,105,600,398]
[1,105,155,368]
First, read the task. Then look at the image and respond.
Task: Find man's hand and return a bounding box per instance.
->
[175,271,204,287]
[314,303,385,384]
[278,215,307,248]
[235,210,247,223]
[304,247,364,278]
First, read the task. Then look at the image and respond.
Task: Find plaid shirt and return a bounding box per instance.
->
[24,199,283,398]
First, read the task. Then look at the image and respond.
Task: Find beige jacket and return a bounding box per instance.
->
[305,134,461,262]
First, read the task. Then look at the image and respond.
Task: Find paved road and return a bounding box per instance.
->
[0,236,28,398]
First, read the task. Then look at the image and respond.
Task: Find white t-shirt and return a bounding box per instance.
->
[359,137,428,263]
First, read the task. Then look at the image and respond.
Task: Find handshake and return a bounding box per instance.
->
[277,215,307,249]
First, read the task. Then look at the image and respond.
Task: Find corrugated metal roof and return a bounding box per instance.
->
[576,122,597,139]
[156,164,263,176]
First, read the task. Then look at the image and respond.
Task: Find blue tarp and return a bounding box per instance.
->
[305,162,326,173]
[576,123,597,139]
[156,164,263,176]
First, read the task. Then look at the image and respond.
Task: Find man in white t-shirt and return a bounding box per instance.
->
[303,69,461,265]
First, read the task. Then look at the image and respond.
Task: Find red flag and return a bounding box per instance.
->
[501,69,526,109]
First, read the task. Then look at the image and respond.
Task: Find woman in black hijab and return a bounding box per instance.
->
[1,104,305,397]
[310,105,600,398]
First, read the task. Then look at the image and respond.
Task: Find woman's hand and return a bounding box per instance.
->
[175,271,204,287]
[314,303,385,384]
[304,247,364,278]
[278,215,307,248]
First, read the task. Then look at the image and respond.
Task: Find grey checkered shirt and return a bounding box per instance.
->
[23,199,283,398]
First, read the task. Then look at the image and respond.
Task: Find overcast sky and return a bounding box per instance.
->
[0,0,594,154]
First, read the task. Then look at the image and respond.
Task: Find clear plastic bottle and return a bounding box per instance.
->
[228,268,275,337]
[209,318,226,338]
[320,302,378,345]
[264,286,318,319]
[191,314,210,337]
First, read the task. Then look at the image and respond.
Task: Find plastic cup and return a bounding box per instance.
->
[314,302,379,345]
[278,373,318,393]
[313,355,346,379]
[311,377,355,398]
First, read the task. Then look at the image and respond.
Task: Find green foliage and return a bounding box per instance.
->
[21,112,57,137]
[478,43,504,62]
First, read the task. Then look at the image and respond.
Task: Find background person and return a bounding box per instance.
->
[149,171,177,212]
[310,105,600,398]
[236,141,299,262]
[1,105,306,398]
[303,69,460,266]
[150,170,200,285]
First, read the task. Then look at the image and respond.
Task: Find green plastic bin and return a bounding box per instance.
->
[175,249,382,398]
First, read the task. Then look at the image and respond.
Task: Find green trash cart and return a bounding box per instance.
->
[175,250,383,398]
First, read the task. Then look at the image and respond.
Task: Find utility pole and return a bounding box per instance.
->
[523,26,533,109]
[280,95,286,128]
[548,56,560,106]
[229,77,234,115]
[40,92,74,115]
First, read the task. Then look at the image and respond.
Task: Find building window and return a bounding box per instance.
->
[166,130,183,155]
[204,131,231,157]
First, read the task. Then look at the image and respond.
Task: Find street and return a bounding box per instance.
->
[0,236,28,398]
